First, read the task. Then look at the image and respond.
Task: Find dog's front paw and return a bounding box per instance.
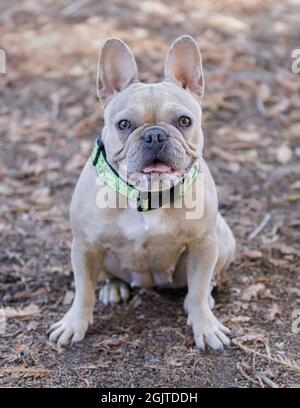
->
[48,307,90,346]
[99,280,131,305]
[187,307,230,351]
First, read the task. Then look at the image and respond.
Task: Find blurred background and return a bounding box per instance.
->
[0,0,300,388]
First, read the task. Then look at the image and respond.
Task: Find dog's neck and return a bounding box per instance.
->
[91,136,201,212]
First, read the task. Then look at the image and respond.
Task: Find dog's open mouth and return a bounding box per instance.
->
[127,160,192,192]
[142,161,172,174]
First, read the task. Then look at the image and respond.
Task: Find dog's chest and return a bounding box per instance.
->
[103,209,190,288]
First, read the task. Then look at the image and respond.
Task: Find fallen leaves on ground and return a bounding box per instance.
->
[1,304,40,319]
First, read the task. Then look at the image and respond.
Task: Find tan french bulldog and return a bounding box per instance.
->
[49,36,236,351]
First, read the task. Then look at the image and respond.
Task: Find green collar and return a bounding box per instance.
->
[92,137,200,212]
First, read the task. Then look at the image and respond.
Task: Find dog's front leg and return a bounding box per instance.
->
[185,232,230,351]
[48,239,101,346]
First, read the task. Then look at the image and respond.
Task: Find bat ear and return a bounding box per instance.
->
[97,38,139,105]
[165,35,204,99]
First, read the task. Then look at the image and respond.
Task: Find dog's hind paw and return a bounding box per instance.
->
[99,280,131,305]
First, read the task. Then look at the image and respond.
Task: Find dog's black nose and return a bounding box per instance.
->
[142,127,167,151]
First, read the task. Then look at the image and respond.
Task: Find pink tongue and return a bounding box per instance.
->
[143,162,172,173]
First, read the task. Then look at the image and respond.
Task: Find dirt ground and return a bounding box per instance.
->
[0,0,300,388]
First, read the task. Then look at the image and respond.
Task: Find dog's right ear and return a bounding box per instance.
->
[97,38,139,105]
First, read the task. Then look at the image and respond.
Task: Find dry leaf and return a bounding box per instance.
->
[288,288,300,296]
[266,303,282,321]
[31,187,52,204]
[207,15,249,33]
[94,335,129,350]
[2,303,40,319]
[242,249,263,260]
[277,244,298,256]
[46,341,64,354]
[0,183,13,195]
[0,367,53,378]
[13,344,36,365]
[288,123,300,138]
[237,333,266,344]
[230,316,251,322]
[211,146,258,163]
[241,283,271,301]
[235,129,261,143]
[291,180,300,190]
[267,99,290,117]
[276,69,300,92]
[65,153,86,172]
[256,83,272,102]
[276,144,293,164]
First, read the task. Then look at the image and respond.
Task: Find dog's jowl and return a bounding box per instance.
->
[49,36,236,351]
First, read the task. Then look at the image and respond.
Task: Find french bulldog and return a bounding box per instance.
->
[49,36,236,351]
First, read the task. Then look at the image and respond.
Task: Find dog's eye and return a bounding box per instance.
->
[118,119,131,131]
[178,116,191,127]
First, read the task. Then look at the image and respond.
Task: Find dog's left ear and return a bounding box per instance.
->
[164,35,204,99]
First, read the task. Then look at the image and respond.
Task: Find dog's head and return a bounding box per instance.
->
[97,36,205,191]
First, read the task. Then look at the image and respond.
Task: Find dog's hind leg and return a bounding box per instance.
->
[98,251,131,305]
[99,279,131,305]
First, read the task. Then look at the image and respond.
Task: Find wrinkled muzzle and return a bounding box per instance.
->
[113,125,197,191]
